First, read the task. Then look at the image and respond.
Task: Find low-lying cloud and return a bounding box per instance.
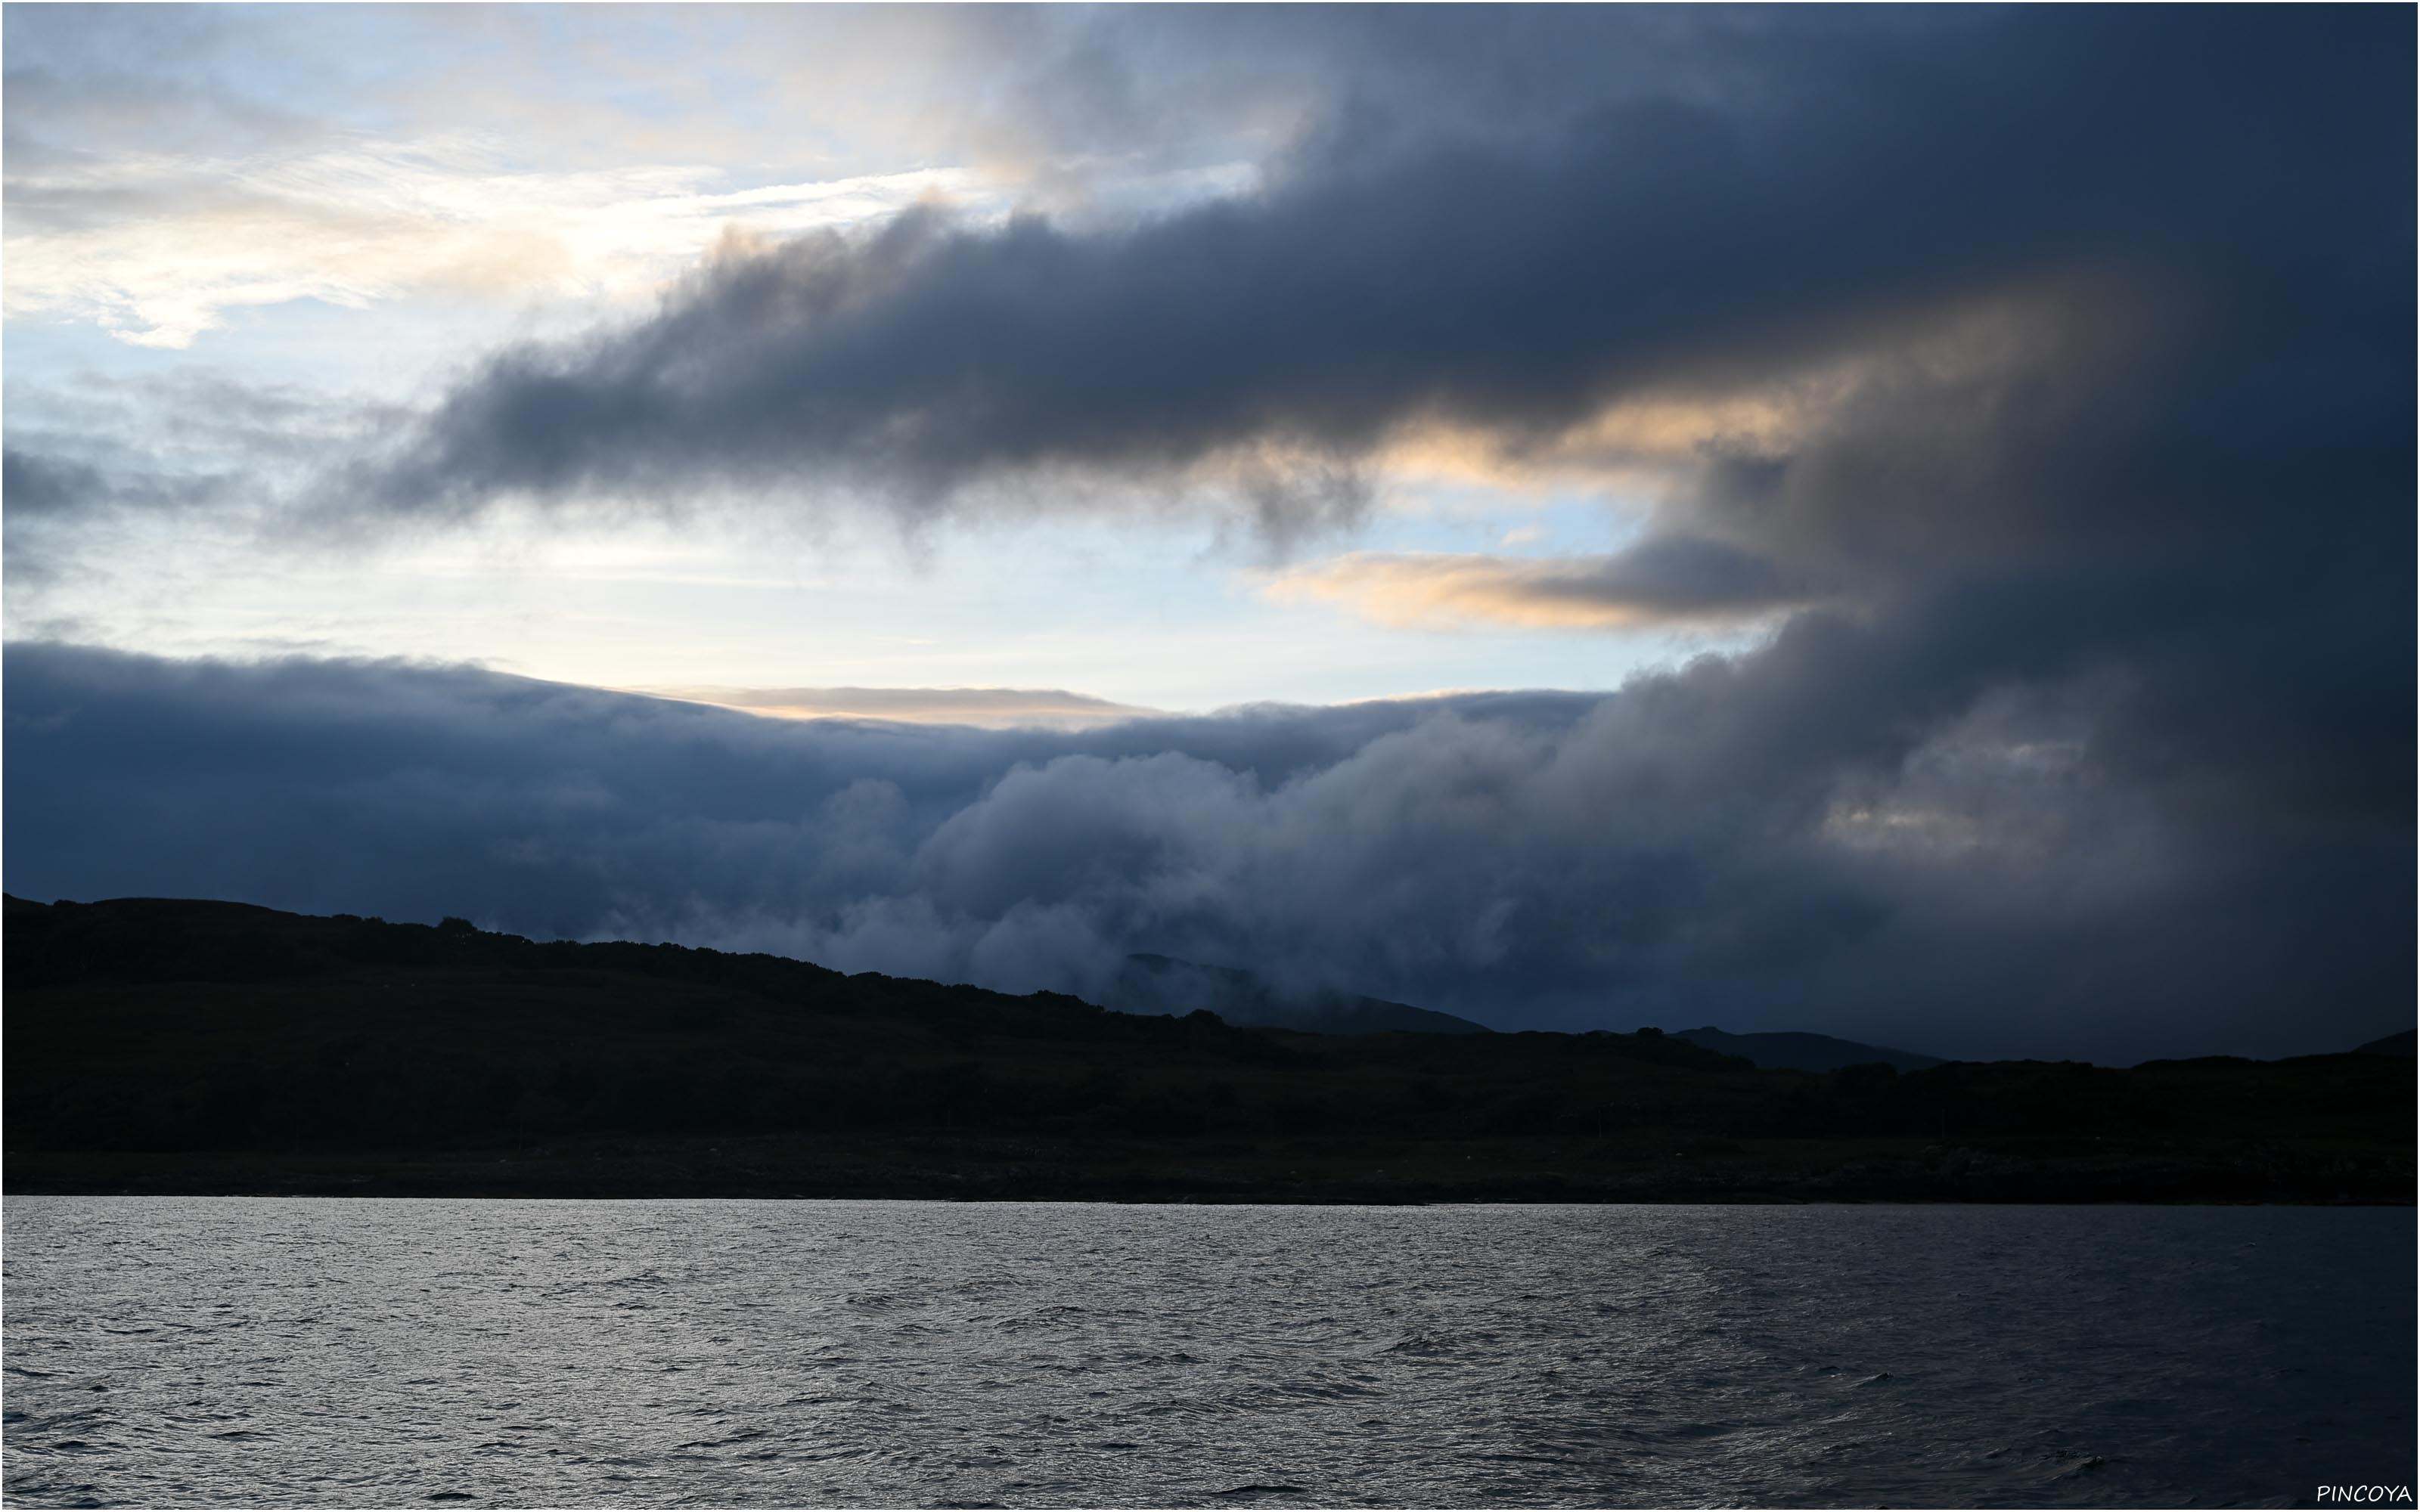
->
[5,642,2404,1064]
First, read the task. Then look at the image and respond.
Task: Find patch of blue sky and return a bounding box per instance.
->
[1359,480,1648,558]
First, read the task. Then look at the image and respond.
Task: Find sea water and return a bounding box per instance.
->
[5,1199,2411,1507]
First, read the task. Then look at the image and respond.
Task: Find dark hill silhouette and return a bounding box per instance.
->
[2353,1029,2415,1055]
[1673,1026,1944,1074]
[1112,953,1493,1035]
[4,895,2409,1203]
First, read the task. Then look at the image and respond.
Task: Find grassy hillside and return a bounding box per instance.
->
[5,896,2410,1202]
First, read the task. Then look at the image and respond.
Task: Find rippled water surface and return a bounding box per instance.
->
[5,1200,2411,1507]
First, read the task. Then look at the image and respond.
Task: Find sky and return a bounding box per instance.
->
[3,5,2411,1062]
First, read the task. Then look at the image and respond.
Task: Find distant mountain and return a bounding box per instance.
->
[1671,1025,1944,1074]
[1112,953,1493,1035]
[2353,1029,2415,1055]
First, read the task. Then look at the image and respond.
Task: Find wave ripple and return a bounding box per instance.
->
[4,1201,2411,1507]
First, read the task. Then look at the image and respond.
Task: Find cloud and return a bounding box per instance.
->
[632,685,1159,732]
[1,372,408,589]
[5,642,2406,1064]
[1270,537,1814,631]
[3,11,2407,1070]
[319,10,2400,567]
[11,3,1519,351]
[2,448,129,517]
[0,445,239,588]
[1,129,979,348]
[340,116,1920,523]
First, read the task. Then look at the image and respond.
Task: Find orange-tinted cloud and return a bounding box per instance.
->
[1270,538,1813,632]
[631,684,1156,730]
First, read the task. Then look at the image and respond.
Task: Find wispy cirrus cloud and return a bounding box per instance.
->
[2,132,977,348]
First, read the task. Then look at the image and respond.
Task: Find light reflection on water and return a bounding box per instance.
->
[4,1199,2411,1507]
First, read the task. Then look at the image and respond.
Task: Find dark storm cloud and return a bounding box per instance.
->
[355,10,2405,534]
[5,641,2406,1064]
